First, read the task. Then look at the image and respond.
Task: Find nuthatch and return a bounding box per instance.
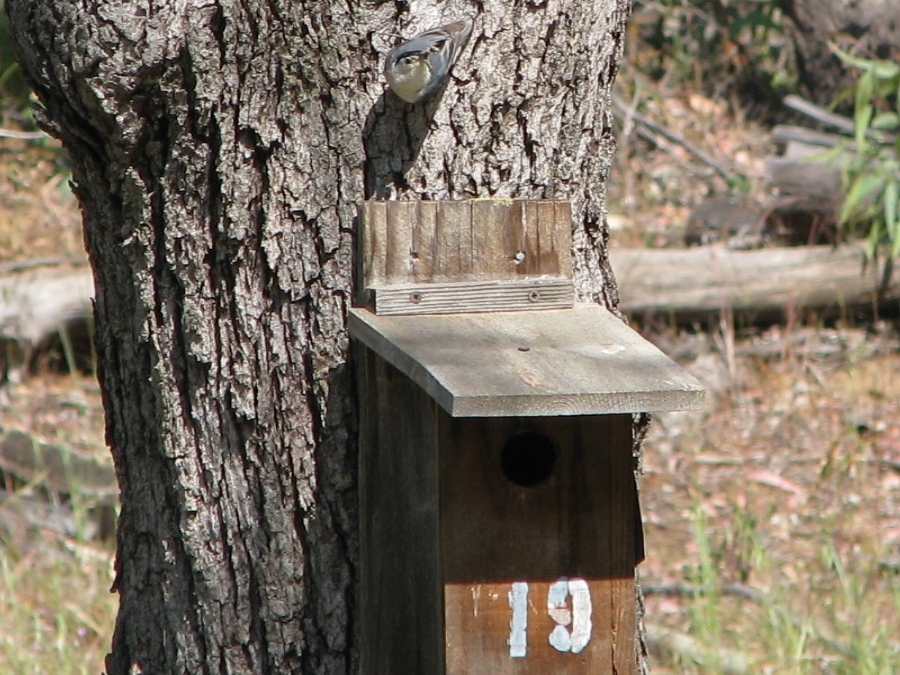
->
[383,18,474,104]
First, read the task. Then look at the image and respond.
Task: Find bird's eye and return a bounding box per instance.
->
[401,55,418,65]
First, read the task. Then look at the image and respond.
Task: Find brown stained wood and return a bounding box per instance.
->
[356,344,444,675]
[520,200,571,277]
[441,414,638,674]
[445,579,635,675]
[356,351,642,675]
[348,304,705,417]
[371,278,574,315]
[440,415,638,581]
[552,201,573,278]
[358,199,573,289]
[521,201,542,276]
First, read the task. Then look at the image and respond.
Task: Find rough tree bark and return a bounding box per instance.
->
[781,0,900,107]
[6,1,638,674]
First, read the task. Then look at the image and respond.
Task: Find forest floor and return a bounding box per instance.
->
[606,83,900,673]
[1,88,900,674]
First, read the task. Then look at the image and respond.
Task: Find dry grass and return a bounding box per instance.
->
[0,136,84,264]
[639,333,900,673]
[1,115,112,671]
[0,537,116,675]
[0,371,114,674]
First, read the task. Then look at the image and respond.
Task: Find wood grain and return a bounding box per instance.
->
[441,414,638,674]
[441,414,639,580]
[357,354,642,674]
[357,200,574,312]
[445,579,635,675]
[356,344,444,675]
[371,278,574,315]
[348,304,705,417]
[611,243,899,319]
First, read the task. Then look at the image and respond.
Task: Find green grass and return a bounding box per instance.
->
[663,510,900,674]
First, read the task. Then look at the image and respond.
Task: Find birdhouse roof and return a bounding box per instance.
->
[349,304,705,417]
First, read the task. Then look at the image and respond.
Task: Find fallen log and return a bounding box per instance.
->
[611,244,899,320]
[0,262,93,377]
[0,262,93,344]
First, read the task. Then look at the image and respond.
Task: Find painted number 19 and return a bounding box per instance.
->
[507,578,593,658]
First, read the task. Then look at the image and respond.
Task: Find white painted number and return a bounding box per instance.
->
[508,582,529,657]
[548,578,592,653]
[507,578,592,658]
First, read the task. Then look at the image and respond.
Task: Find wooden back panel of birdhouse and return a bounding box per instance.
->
[356,200,575,315]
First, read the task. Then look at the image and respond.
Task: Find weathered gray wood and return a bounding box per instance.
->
[371,278,574,315]
[0,429,117,540]
[357,200,573,309]
[0,264,93,344]
[348,304,705,417]
[782,94,856,136]
[770,124,847,149]
[611,243,899,319]
[766,128,896,203]
[764,155,842,201]
[15,246,891,337]
[0,429,116,502]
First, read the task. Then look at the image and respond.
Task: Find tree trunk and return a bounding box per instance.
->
[781,0,900,107]
[6,1,636,674]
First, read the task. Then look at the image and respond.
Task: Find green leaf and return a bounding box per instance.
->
[867,220,882,258]
[840,172,884,224]
[856,70,874,107]
[886,180,900,258]
[814,143,846,165]
[872,61,900,80]
[832,44,900,79]
[854,103,873,149]
[884,179,899,230]
[871,112,900,132]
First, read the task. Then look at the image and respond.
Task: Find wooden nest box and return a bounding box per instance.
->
[350,199,704,675]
